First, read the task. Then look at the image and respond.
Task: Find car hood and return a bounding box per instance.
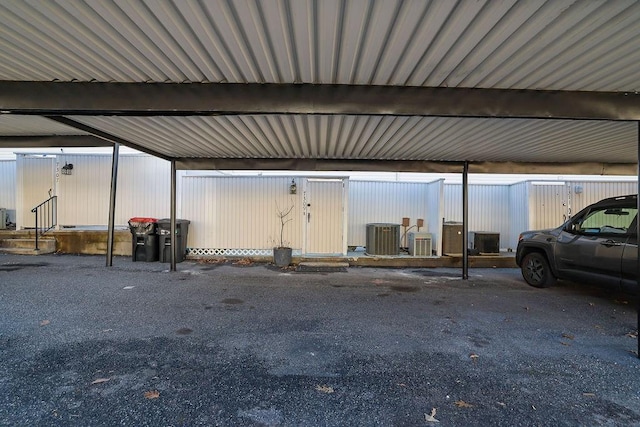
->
[520,225,563,239]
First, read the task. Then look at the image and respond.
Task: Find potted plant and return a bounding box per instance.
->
[273,202,294,267]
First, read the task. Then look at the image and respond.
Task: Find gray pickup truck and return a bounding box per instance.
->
[516,194,638,292]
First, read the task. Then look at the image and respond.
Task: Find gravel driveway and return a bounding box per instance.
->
[1,254,639,426]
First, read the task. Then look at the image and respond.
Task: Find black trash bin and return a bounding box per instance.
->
[128,217,159,262]
[157,219,190,263]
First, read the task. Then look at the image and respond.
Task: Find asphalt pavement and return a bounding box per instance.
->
[1,254,639,426]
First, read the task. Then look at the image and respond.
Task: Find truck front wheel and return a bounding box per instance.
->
[521,252,557,288]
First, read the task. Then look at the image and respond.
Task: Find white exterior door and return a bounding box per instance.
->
[304,179,346,255]
[530,183,569,230]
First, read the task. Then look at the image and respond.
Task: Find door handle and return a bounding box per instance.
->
[600,240,622,247]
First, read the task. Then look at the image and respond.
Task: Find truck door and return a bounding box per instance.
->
[555,205,635,287]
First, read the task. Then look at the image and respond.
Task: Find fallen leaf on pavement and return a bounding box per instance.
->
[626,330,638,339]
[40,320,50,326]
[455,400,473,408]
[469,353,479,362]
[315,385,334,394]
[583,393,596,397]
[424,408,439,423]
[233,258,253,266]
[90,378,110,385]
[197,257,227,264]
[144,390,160,399]
[561,333,575,340]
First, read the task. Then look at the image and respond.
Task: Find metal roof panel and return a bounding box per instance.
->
[0,0,638,90]
[65,115,636,164]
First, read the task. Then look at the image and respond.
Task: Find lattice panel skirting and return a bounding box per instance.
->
[187,248,273,257]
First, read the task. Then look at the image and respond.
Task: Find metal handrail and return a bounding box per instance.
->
[31,196,57,251]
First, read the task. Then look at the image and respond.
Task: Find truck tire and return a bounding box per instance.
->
[521,252,557,288]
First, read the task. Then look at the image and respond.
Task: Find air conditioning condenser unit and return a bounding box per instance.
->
[365,223,400,255]
[469,231,500,254]
[408,232,432,256]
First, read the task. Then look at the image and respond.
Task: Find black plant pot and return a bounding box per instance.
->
[273,247,293,267]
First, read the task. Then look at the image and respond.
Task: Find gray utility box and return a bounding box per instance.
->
[0,208,6,229]
[468,232,500,254]
[442,222,463,255]
[408,232,432,256]
[365,223,400,255]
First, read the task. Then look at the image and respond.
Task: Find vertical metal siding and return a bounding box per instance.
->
[348,181,429,247]
[115,155,171,224]
[426,179,444,255]
[15,155,55,229]
[566,181,637,214]
[56,154,170,226]
[181,176,303,250]
[443,184,462,224]
[0,160,16,222]
[508,182,530,250]
[443,184,511,249]
[56,155,111,226]
[180,176,217,249]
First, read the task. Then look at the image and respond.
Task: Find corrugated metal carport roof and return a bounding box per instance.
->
[0,0,638,173]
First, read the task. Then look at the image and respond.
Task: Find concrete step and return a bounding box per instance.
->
[0,238,56,255]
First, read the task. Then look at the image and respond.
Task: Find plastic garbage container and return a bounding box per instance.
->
[156,219,190,263]
[128,217,159,262]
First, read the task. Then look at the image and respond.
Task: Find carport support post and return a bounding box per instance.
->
[462,161,469,280]
[170,159,177,272]
[637,121,639,358]
[106,143,119,267]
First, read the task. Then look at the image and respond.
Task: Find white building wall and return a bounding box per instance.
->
[56,154,171,226]
[181,176,303,251]
[426,179,444,255]
[567,181,637,214]
[443,184,511,249]
[115,155,171,224]
[347,181,430,247]
[507,181,637,250]
[507,182,530,250]
[16,155,55,229]
[56,154,112,226]
[0,160,16,223]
